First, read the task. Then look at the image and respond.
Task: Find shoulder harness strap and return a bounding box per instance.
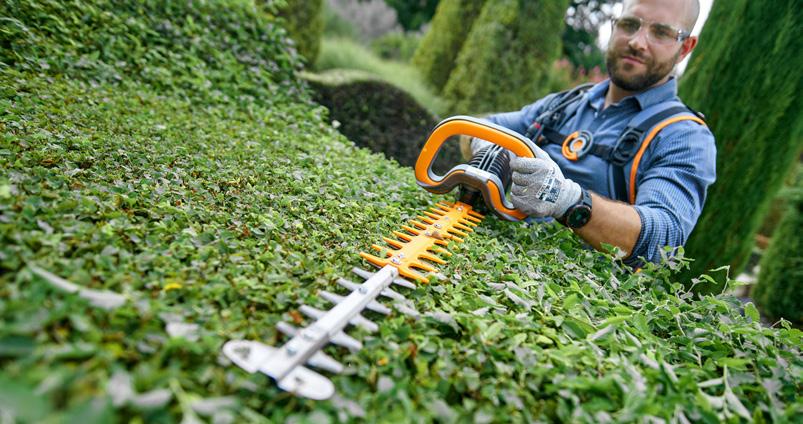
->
[623,107,706,204]
[524,83,594,144]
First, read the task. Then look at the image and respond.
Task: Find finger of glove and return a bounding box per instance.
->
[511,156,550,174]
[511,169,543,187]
[510,181,531,196]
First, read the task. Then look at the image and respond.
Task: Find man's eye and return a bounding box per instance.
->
[651,24,676,40]
[617,18,641,33]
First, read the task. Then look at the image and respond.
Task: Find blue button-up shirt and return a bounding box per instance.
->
[486,78,716,264]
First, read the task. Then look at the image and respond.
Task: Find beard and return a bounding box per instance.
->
[605,45,679,92]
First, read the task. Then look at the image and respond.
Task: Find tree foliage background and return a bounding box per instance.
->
[677,0,803,289]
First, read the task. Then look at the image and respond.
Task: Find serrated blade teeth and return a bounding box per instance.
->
[380,287,406,301]
[433,246,452,257]
[299,304,326,320]
[276,321,299,337]
[447,227,467,237]
[401,225,420,235]
[331,331,362,351]
[410,260,436,273]
[418,215,435,224]
[392,231,413,241]
[392,277,416,289]
[454,222,473,231]
[360,252,387,268]
[308,350,345,373]
[394,302,420,318]
[382,237,405,249]
[302,304,377,332]
[320,290,391,316]
[409,220,428,229]
[419,252,446,265]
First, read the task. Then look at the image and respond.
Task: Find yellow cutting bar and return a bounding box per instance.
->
[359,201,484,283]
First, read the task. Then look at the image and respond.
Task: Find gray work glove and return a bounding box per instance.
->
[510,155,582,218]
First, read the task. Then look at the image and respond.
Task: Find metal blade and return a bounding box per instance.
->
[319,290,391,315]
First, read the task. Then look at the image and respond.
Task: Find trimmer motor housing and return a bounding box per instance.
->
[458,144,512,215]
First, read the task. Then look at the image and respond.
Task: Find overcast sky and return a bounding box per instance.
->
[597,0,714,74]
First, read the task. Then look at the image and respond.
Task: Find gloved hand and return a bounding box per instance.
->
[510,155,582,218]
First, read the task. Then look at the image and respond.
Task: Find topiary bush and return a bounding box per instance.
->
[442,0,569,115]
[411,0,486,92]
[274,0,324,64]
[302,69,461,173]
[1,1,801,422]
[752,169,802,325]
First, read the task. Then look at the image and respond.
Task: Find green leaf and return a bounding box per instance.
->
[744,302,760,322]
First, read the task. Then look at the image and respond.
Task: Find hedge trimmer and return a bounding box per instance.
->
[223,116,539,400]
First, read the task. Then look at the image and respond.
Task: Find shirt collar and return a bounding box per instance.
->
[586,77,679,110]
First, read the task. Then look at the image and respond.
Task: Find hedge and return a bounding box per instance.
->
[0,1,801,422]
[752,169,802,325]
[411,0,486,92]
[677,0,803,288]
[442,0,568,115]
[302,69,461,173]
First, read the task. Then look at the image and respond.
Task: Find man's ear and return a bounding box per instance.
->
[679,36,698,61]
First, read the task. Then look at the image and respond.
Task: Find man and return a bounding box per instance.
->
[473,0,715,266]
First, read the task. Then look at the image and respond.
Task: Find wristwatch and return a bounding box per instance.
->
[558,188,592,229]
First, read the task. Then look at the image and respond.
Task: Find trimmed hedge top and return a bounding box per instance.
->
[0,1,800,422]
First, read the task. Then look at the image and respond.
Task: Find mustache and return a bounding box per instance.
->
[621,47,648,62]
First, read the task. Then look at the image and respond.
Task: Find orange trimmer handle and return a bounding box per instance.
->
[415,116,543,222]
[415,116,540,186]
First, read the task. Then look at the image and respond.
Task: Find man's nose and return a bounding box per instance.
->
[627,26,650,51]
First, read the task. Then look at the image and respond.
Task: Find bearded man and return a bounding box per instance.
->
[471,0,715,266]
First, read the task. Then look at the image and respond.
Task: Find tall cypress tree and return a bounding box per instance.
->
[412,0,486,92]
[442,0,568,115]
[276,0,324,64]
[678,0,803,289]
[752,169,802,325]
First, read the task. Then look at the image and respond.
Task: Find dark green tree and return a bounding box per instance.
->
[442,0,569,114]
[411,0,486,92]
[276,0,324,64]
[677,0,803,290]
[384,0,440,31]
[752,168,802,325]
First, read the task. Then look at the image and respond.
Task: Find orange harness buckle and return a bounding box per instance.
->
[561,130,594,161]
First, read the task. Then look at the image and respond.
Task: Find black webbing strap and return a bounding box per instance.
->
[611,105,701,202]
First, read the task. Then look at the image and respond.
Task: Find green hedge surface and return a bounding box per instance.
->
[442,0,568,115]
[677,0,803,287]
[0,1,801,422]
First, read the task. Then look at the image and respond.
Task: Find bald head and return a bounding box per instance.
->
[623,0,700,32]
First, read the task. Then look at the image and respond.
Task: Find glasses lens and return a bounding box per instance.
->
[649,23,678,43]
[615,17,642,35]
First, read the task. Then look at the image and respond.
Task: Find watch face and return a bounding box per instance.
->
[567,206,592,228]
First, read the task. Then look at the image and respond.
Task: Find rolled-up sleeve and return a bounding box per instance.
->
[627,121,717,265]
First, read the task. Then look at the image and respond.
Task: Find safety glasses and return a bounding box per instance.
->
[612,16,691,45]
